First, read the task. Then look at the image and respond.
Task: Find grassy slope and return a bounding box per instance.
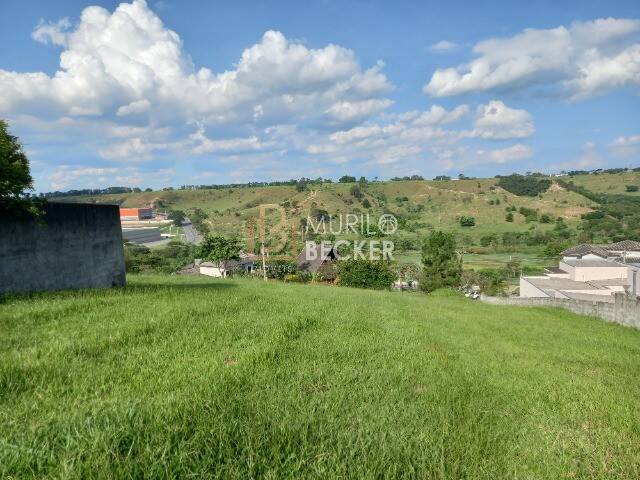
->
[62,177,599,241]
[1,275,639,478]
[567,171,640,196]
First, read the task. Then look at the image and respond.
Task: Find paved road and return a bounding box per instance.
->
[181,217,202,245]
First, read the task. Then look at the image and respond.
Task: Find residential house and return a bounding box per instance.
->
[199,253,257,278]
[296,243,339,273]
[520,240,640,300]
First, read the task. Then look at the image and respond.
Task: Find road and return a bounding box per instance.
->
[181,217,202,245]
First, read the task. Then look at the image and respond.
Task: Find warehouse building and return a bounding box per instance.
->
[120,207,153,221]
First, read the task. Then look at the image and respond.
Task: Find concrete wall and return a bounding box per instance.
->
[0,202,125,294]
[481,293,640,329]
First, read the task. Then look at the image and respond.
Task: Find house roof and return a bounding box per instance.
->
[603,240,640,252]
[589,278,630,287]
[200,253,255,269]
[561,292,616,303]
[523,276,605,292]
[560,244,609,258]
[296,243,338,272]
[544,266,568,274]
[561,258,626,268]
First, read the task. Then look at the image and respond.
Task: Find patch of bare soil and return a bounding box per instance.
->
[563,206,592,217]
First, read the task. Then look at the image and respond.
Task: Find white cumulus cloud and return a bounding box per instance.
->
[1,0,392,127]
[470,100,534,139]
[609,135,640,158]
[424,18,640,100]
[429,40,457,52]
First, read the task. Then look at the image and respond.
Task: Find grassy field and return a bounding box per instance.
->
[567,171,640,196]
[2,275,639,478]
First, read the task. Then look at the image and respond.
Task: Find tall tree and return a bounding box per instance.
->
[0,120,35,216]
[199,235,242,277]
[420,231,462,292]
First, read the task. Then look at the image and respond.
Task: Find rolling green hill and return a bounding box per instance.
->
[567,170,640,196]
[56,171,640,272]
[62,176,600,240]
[1,275,639,478]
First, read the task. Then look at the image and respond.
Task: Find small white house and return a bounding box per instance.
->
[199,253,256,278]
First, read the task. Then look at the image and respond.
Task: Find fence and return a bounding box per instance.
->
[481,293,639,329]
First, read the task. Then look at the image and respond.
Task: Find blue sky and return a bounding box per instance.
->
[0,0,639,192]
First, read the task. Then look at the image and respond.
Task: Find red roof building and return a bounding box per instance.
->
[119,207,153,221]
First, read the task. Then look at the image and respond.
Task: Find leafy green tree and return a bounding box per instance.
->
[295,178,307,192]
[497,174,551,197]
[420,231,462,292]
[542,241,569,258]
[199,235,242,277]
[0,120,38,216]
[168,209,186,227]
[339,175,356,183]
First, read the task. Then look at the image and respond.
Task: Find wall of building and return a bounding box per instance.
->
[200,265,225,278]
[572,266,628,282]
[0,203,126,294]
[559,261,575,277]
[481,293,640,329]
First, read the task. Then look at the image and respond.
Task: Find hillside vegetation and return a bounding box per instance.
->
[62,175,602,241]
[1,275,639,478]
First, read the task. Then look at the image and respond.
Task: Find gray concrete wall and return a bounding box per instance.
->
[481,293,640,329]
[0,202,125,294]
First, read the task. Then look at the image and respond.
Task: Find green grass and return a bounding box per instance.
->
[567,171,640,196]
[2,275,640,478]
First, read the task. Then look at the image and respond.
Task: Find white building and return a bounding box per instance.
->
[199,253,256,278]
[520,241,640,300]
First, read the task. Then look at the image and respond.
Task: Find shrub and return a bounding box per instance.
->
[350,185,364,200]
[124,242,195,274]
[459,216,475,227]
[314,262,338,283]
[518,207,538,222]
[284,272,311,283]
[337,259,396,290]
[263,259,297,280]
